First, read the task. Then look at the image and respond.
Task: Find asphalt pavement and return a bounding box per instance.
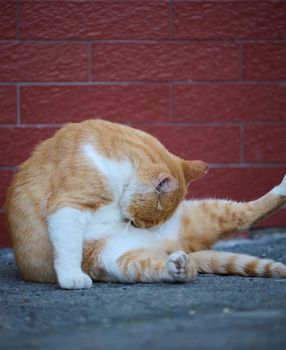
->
[1,233,286,350]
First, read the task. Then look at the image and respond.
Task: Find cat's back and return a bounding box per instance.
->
[77,119,172,163]
[21,119,173,167]
[7,120,133,191]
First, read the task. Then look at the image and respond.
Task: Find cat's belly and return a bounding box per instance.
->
[106,228,163,252]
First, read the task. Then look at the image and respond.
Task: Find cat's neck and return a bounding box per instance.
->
[82,143,135,199]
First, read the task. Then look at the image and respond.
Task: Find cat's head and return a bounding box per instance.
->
[120,160,208,228]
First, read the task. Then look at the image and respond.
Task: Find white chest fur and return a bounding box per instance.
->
[84,202,124,240]
[84,201,183,253]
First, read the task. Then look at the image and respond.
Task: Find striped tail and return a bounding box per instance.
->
[189,250,286,278]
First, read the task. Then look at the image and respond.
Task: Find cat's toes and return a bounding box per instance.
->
[167,251,194,282]
[270,174,286,196]
[58,271,93,289]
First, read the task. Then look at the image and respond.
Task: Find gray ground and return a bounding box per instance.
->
[1,233,286,350]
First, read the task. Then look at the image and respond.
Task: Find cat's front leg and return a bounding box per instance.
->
[48,207,93,289]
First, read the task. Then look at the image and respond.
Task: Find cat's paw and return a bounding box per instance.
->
[166,251,195,282]
[270,174,286,196]
[57,270,92,289]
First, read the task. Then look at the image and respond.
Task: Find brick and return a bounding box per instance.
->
[21,85,169,124]
[0,170,13,208]
[0,212,10,248]
[173,1,286,39]
[0,128,57,166]
[244,43,286,81]
[20,0,168,40]
[244,126,286,163]
[92,43,239,81]
[0,1,16,40]
[0,86,17,124]
[174,84,286,122]
[188,167,286,202]
[133,125,240,163]
[0,44,88,82]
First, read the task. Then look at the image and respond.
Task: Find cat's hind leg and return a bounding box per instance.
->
[83,242,197,283]
[117,249,197,283]
[181,174,286,251]
[189,251,286,278]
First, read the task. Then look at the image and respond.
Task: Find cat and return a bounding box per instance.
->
[5,119,208,289]
[81,174,286,284]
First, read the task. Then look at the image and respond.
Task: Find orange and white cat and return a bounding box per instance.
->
[6,120,286,288]
[5,119,208,289]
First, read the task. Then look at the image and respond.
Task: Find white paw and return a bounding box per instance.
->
[167,251,189,281]
[57,270,92,289]
[270,174,286,196]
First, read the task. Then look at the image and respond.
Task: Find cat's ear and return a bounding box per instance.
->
[181,160,208,185]
[155,173,178,193]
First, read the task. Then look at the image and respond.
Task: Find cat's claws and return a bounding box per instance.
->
[57,271,93,289]
[167,251,195,282]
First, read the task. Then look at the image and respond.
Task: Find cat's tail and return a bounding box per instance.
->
[189,250,286,278]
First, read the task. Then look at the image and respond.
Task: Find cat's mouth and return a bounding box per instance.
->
[130,220,139,228]
[123,217,139,228]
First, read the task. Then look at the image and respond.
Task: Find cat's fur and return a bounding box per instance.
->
[5,119,208,289]
[81,174,286,284]
[6,119,286,288]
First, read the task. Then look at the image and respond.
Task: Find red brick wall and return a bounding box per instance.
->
[0,1,286,247]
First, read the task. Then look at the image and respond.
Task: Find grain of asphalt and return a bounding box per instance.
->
[0,233,286,350]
